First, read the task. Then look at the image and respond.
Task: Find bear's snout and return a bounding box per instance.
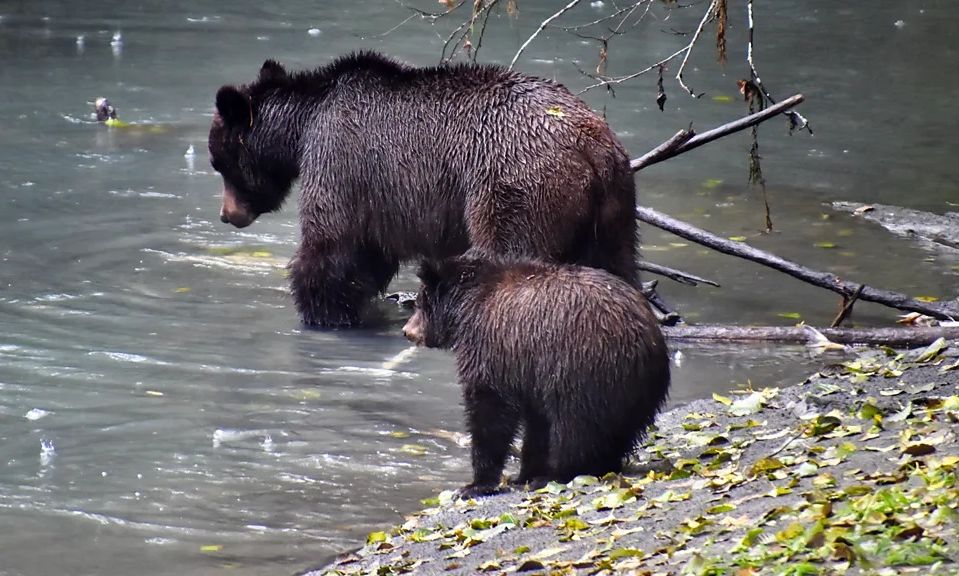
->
[402,311,426,346]
[219,205,255,228]
[219,183,257,228]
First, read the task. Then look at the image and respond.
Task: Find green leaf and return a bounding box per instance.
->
[915,337,948,362]
[609,547,645,560]
[804,415,841,436]
[750,457,785,476]
[366,531,388,545]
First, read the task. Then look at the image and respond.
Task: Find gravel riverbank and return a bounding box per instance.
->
[307,340,959,576]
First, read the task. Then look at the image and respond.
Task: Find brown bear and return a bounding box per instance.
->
[402,256,670,497]
[208,52,639,327]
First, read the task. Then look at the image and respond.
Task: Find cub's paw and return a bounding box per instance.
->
[509,476,550,491]
[455,483,507,500]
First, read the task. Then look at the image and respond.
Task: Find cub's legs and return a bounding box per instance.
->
[459,385,520,498]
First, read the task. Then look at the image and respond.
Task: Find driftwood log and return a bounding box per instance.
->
[629,95,959,346]
[665,325,959,347]
[635,206,958,321]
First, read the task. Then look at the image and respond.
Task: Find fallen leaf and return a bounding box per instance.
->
[545,106,566,118]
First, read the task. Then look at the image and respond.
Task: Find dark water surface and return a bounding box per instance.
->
[1,1,957,574]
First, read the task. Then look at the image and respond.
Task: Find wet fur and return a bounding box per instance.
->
[209,52,639,327]
[406,257,670,494]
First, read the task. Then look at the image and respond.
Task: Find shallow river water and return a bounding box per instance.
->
[1,1,957,574]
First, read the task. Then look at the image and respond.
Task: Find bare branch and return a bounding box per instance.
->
[675,0,717,98]
[559,2,640,31]
[509,0,583,70]
[580,45,689,93]
[639,261,720,287]
[374,13,419,38]
[630,94,805,171]
[747,0,812,133]
[393,0,467,20]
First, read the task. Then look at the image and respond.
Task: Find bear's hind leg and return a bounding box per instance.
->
[548,421,626,483]
[513,412,551,489]
[460,385,520,498]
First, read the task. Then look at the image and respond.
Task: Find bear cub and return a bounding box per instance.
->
[402,256,670,497]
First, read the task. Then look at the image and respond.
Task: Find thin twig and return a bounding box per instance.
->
[394,0,467,20]
[639,261,720,287]
[559,3,639,31]
[675,0,717,98]
[580,45,689,93]
[509,0,583,70]
[747,0,811,133]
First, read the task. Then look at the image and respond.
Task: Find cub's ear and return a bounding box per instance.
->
[259,59,288,83]
[215,86,251,127]
[416,260,441,287]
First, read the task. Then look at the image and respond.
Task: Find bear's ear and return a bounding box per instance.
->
[259,59,288,83]
[416,260,441,287]
[215,86,252,128]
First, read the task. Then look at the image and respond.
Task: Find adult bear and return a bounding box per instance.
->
[209,52,638,327]
[402,256,670,497]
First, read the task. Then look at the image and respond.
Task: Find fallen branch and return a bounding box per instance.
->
[831,284,865,328]
[639,261,719,287]
[664,324,959,347]
[636,206,959,321]
[630,94,805,171]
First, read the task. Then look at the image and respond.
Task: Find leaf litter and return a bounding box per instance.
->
[314,343,959,576]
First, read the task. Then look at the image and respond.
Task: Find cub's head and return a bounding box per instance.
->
[402,258,487,349]
[208,60,297,228]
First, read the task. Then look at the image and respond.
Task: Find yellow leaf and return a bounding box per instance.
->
[712,393,733,406]
[174,287,191,293]
[200,544,223,553]
[399,444,427,456]
[729,236,747,242]
[712,95,734,103]
[814,241,837,249]
[704,178,724,189]
[145,390,164,397]
[915,295,940,302]
[545,106,566,118]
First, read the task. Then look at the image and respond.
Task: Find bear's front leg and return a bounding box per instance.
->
[289,248,371,328]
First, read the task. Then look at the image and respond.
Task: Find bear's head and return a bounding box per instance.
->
[208,60,298,228]
[402,257,487,349]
